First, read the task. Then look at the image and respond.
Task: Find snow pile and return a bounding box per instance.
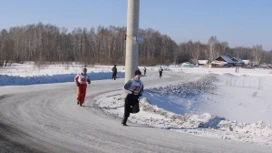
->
[0,72,125,86]
[95,73,272,146]
[171,66,272,77]
[0,62,126,77]
[0,63,124,86]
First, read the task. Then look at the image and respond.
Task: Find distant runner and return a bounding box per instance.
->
[159,67,163,78]
[112,65,117,80]
[143,67,147,76]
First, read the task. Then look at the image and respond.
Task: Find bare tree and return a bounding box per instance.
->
[0,23,271,67]
[207,36,218,63]
[252,45,263,65]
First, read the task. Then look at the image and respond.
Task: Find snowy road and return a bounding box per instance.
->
[0,71,270,153]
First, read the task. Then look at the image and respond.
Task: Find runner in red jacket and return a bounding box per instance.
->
[74,68,91,106]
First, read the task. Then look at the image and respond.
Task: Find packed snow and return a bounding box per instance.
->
[1,62,272,147]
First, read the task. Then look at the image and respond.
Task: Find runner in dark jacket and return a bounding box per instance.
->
[143,67,147,76]
[112,65,117,80]
[159,67,163,78]
[122,70,144,126]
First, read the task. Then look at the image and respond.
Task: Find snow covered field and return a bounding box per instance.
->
[1,62,272,151]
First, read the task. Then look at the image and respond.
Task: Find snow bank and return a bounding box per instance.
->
[0,63,124,86]
[94,73,272,146]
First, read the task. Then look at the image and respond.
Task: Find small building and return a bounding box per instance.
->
[251,60,260,66]
[242,60,250,65]
[198,60,209,65]
[189,59,199,66]
[231,57,245,66]
[212,56,235,67]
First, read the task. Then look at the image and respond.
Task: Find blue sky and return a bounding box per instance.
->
[0,0,271,50]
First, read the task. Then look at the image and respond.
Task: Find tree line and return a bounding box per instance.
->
[0,23,271,66]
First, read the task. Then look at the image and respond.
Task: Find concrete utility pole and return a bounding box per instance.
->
[125,0,140,83]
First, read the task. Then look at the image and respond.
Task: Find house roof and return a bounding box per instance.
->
[231,57,238,62]
[237,59,245,64]
[189,59,199,64]
[231,57,245,64]
[215,56,235,64]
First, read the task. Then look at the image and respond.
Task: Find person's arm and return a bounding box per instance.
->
[124,80,133,94]
[139,84,144,96]
[74,75,80,86]
[87,75,91,84]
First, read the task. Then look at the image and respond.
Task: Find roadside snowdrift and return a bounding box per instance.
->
[95,73,272,146]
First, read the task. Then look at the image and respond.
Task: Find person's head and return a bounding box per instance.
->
[134,70,142,79]
[114,65,116,67]
[82,67,87,74]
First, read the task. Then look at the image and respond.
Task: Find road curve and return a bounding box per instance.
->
[0,71,270,153]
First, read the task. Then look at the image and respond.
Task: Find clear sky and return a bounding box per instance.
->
[0,0,271,50]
